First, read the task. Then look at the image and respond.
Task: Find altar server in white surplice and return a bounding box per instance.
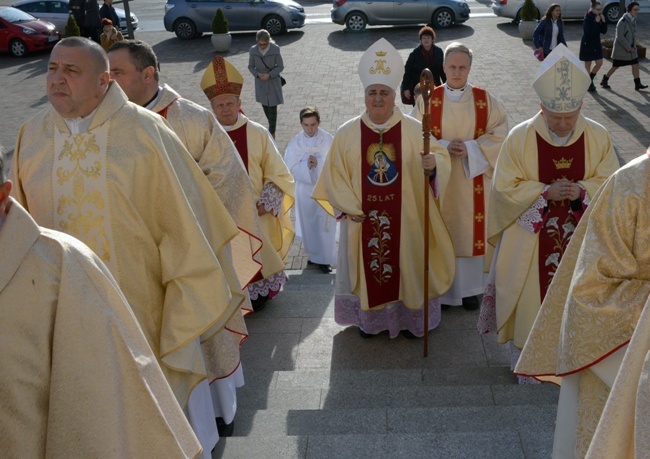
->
[285,106,337,273]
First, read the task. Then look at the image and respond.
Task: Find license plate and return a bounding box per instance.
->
[48,35,59,42]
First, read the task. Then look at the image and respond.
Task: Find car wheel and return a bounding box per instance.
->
[9,39,28,57]
[432,8,455,29]
[173,18,196,40]
[263,14,286,36]
[345,12,367,32]
[603,4,619,23]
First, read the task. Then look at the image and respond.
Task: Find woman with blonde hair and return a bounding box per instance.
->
[248,29,284,138]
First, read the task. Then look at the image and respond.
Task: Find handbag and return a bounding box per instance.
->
[260,55,285,86]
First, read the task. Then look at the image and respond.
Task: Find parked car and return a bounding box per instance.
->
[164,0,306,40]
[11,0,138,35]
[0,6,60,57]
[492,0,627,23]
[331,0,470,31]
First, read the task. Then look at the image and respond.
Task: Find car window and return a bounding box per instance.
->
[0,7,38,22]
[49,1,69,13]
[18,1,48,13]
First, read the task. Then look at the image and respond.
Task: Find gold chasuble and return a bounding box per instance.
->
[430,85,491,256]
[428,84,507,258]
[151,84,260,379]
[487,112,618,349]
[11,83,245,409]
[0,199,201,458]
[225,114,295,284]
[152,84,263,290]
[312,109,455,334]
[516,154,650,457]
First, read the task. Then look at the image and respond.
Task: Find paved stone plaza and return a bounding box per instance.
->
[0,8,648,458]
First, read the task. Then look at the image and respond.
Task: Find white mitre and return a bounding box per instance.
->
[358,38,404,90]
[533,44,590,113]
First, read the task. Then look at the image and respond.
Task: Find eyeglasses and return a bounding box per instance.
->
[257,42,269,48]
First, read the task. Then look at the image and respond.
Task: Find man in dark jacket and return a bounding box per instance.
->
[99,0,120,30]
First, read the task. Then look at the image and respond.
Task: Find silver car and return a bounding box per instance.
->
[492,0,627,23]
[11,0,138,34]
[331,0,471,31]
[164,0,306,40]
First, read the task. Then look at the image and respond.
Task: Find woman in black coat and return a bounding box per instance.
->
[579,1,607,92]
[400,26,446,106]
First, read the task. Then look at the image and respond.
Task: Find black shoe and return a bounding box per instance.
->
[307,259,315,265]
[588,82,597,92]
[358,327,375,338]
[462,296,480,311]
[251,295,268,312]
[401,330,418,339]
[600,76,611,89]
[319,264,332,273]
[216,417,234,437]
[635,78,648,91]
[441,304,451,310]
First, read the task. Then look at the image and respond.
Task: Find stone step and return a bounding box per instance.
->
[214,430,553,459]
[235,381,559,411]
[213,405,556,458]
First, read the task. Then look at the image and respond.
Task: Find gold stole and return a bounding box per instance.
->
[53,125,118,273]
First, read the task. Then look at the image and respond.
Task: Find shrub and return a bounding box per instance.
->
[211,8,229,34]
[520,0,538,21]
[64,15,81,37]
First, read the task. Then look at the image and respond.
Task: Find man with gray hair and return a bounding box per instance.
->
[426,41,508,311]
[480,45,619,397]
[0,146,201,457]
[312,38,455,339]
[10,37,245,456]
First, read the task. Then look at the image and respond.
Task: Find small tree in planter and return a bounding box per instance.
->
[64,15,81,37]
[518,0,538,40]
[211,8,231,53]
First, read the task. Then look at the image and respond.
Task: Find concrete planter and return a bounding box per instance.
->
[211,33,231,53]
[518,20,537,40]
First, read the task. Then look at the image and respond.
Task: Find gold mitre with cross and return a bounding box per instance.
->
[200,56,244,101]
[358,38,404,90]
[533,44,590,113]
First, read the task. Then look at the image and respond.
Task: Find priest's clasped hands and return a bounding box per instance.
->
[548,178,580,201]
[447,138,468,158]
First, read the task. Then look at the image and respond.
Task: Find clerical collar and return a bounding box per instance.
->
[144,87,163,110]
[221,114,241,132]
[444,83,468,102]
[367,112,392,131]
[63,106,99,134]
[549,129,573,146]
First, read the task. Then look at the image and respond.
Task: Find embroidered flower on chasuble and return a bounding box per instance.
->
[543,213,577,287]
[54,131,112,263]
[367,210,393,285]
